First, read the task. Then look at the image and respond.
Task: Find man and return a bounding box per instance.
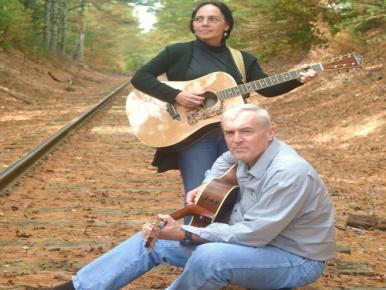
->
[50,104,335,290]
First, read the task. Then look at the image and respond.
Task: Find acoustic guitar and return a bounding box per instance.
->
[126,52,363,150]
[145,165,239,249]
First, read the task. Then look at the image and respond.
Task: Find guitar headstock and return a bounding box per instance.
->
[322,52,363,70]
[144,217,165,249]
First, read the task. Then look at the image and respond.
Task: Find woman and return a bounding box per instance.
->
[131,1,315,196]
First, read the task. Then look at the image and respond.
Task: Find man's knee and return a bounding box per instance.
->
[187,243,229,270]
[181,243,233,286]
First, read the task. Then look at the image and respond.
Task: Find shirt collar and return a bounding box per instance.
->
[239,138,281,179]
[194,38,227,53]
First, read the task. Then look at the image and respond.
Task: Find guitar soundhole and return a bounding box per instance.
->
[203,92,218,108]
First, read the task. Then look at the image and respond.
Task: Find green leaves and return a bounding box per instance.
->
[0,0,34,49]
[1,0,383,71]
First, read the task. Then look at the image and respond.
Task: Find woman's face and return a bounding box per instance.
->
[192,4,230,46]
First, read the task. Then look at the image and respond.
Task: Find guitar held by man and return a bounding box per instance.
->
[143,165,239,249]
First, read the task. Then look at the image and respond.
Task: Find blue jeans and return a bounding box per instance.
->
[73,233,325,290]
[177,128,228,194]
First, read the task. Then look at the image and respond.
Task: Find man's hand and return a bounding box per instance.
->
[298,64,318,83]
[186,183,207,205]
[142,219,158,241]
[157,215,185,241]
[175,91,205,108]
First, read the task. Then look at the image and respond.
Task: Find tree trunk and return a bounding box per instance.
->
[43,0,51,49]
[58,0,67,54]
[72,0,86,62]
[49,0,59,51]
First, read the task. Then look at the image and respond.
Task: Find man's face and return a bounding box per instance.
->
[222,111,274,167]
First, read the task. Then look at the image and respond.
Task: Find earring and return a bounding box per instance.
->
[224,32,228,37]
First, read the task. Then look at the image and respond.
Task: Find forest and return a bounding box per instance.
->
[1,0,385,72]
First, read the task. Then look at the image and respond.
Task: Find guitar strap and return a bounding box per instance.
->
[228,46,250,101]
[228,46,246,84]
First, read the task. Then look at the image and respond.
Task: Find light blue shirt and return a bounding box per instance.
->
[182,139,336,261]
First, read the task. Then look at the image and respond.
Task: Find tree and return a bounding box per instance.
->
[72,0,85,62]
[152,0,195,46]
[43,0,50,49]
[58,0,68,54]
[3,0,382,72]
[230,0,324,61]
[83,0,142,71]
[0,0,33,49]
[49,0,60,51]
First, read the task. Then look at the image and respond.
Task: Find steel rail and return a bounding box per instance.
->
[0,79,131,195]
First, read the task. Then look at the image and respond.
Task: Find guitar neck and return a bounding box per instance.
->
[217,63,324,100]
[169,204,213,221]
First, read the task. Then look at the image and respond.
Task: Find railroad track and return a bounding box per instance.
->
[0,80,131,195]
[0,82,186,289]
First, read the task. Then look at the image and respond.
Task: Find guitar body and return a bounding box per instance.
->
[177,164,239,227]
[126,72,245,149]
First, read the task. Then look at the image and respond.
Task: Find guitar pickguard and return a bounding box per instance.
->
[186,101,224,125]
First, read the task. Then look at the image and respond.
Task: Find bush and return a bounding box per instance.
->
[0,0,34,49]
[324,1,385,36]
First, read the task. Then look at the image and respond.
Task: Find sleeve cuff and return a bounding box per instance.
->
[181,225,202,237]
[181,225,223,242]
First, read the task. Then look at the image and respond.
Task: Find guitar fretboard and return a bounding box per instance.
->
[216,63,324,100]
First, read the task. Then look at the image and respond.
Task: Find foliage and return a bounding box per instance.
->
[140,0,327,62]
[119,0,196,71]
[154,0,194,41]
[0,0,143,71]
[81,1,141,71]
[0,0,35,49]
[229,0,325,61]
[324,0,386,35]
[0,0,384,71]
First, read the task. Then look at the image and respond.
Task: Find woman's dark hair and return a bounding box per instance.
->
[189,1,234,40]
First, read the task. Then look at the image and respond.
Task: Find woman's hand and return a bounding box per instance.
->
[175,91,205,108]
[298,64,318,83]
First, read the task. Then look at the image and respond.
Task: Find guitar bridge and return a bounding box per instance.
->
[167,103,180,120]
